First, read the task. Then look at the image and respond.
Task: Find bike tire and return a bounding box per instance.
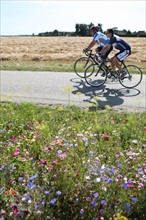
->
[85,64,107,87]
[74,57,94,78]
[119,65,143,89]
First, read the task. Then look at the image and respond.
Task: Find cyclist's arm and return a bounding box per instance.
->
[87,40,96,50]
[100,44,111,55]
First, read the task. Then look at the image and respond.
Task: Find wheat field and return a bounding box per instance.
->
[1,36,146,66]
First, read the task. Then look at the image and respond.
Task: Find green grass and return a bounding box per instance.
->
[0,60,75,72]
[0,102,146,220]
[1,60,146,74]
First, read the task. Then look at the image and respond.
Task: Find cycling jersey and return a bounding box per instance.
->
[93,32,110,47]
[109,34,131,51]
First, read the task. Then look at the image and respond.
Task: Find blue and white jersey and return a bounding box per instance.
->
[109,34,131,51]
[93,32,110,47]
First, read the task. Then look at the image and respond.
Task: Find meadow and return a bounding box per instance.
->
[1,36,146,71]
[1,36,146,219]
[0,102,146,220]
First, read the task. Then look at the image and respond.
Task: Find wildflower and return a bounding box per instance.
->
[34,204,40,209]
[144,127,146,130]
[110,168,117,174]
[56,190,62,196]
[89,151,94,156]
[39,160,48,165]
[80,209,84,214]
[91,200,97,206]
[103,133,110,141]
[10,189,17,196]
[18,177,23,181]
[93,192,99,198]
[77,133,84,137]
[125,202,131,211]
[101,200,106,205]
[50,198,57,204]
[22,157,26,161]
[58,153,67,160]
[118,164,122,169]
[13,148,20,156]
[57,150,63,154]
[10,137,17,142]
[27,182,36,189]
[25,195,31,201]
[108,178,113,183]
[12,205,19,215]
[95,177,101,183]
[29,176,35,181]
[82,137,88,142]
[131,197,138,202]
[123,183,129,189]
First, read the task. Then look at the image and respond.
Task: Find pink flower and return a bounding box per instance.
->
[22,157,26,161]
[103,133,110,141]
[10,137,17,142]
[39,160,48,165]
[58,153,67,159]
[144,127,146,130]
[13,148,20,156]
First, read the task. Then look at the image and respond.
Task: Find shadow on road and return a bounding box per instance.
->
[70,77,141,109]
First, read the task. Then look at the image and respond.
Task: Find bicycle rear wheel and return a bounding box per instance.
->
[74,57,94,78]
[119,65,143,89]
[85,64,107,87]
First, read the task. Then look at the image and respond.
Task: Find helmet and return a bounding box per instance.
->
[90,25,98,32]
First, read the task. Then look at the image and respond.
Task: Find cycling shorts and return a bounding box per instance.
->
[116,50,131,61]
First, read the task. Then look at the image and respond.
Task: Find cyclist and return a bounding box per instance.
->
[100,28,131,79]
[84,25,113,59]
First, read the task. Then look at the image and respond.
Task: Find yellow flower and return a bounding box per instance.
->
[114,214,129,220]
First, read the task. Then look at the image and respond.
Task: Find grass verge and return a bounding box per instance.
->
[1,60,146,74]
[0,102,146,220]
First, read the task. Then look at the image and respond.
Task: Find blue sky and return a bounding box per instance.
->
[1,0,146,35]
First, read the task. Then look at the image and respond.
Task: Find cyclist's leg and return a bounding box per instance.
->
[116,50,131,78]
[102,45,113,59]
[95,46,103,53]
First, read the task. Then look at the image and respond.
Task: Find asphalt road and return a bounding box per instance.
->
[1,71,146,112]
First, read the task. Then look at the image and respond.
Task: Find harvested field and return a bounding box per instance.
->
[1,36,146,68]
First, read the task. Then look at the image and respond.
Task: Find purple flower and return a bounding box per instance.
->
[27,182,36,189]
[132,197,138,202]
[101,200,106,205]
[56,190,62,196]
[80,209,84,214]
[89,151,94,156]
[29,176,35,181]
[34,204,40,209]
[50,198,57,204]
[93,192,99,198]
[125,202,131,211]
[123,183,128,189]
[108,178,113,183]
[118,164,122,169]
[91,200,97,206]
[110,168,117,174]
[44,191,49,195]
[18,177,23,181]
[25,195,31,201]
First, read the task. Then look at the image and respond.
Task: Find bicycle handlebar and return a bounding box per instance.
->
[83,49,95,57]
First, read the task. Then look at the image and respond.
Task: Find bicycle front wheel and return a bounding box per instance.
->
[85,64,107,87]
[74,57,94,78]
[119,65,143,89]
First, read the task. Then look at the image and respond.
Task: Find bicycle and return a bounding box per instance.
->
[74,50,100,78]
[84,53,143,89]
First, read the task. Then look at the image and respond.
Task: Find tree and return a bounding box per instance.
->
[97,23,103,32]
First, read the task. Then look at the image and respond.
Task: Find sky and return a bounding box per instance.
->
[1,0,146,35]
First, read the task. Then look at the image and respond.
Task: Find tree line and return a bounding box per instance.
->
[37,23,146,37]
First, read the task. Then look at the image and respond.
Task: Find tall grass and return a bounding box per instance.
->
[0,102,146,220]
